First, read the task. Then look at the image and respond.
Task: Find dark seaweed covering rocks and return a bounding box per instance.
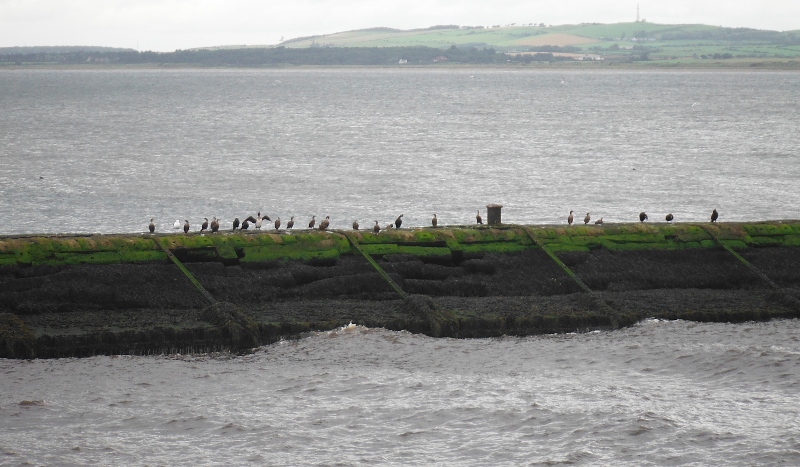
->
[1,246,799,359]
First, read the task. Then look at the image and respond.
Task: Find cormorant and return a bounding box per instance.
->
[373,220,380,234]
[255,216,263,229]
[395,214,403,229]
[183,220,190,233]
[275,217,281,230]
[241,219,250,230]
[353,219,359,230]
[201,218,208,232]
[232,218,240,231]
[594,217,604,225]
[308,216,316,229]
[287,217,294,229]
[432,214,438,228]
[245,215,258,224]
[666,213,674,222]
[476,210,483,225]
[148,218,155,233]
[584,213,590,225]
[210,217,219,232]
[639,212,648,222]
[711,209,719,222]
[319,216,330,231]
[568,211,574,226]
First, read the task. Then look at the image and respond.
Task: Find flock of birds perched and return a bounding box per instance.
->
[567,209,719,225]
[146,211,474,234]
[147,208,720,234]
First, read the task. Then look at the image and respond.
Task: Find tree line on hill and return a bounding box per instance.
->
[0,46,135,55]
[659,28,798,43]
[0,45,580,66]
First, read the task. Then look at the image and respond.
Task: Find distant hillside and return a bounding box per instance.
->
[2,23,799,68]
[0,47,504,67]
[186,44,275,51]
[278,22,800,61]
[0,46,135,55]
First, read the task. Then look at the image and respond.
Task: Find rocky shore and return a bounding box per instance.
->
[2,222,799,359]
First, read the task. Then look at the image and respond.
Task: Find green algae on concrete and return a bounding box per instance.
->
[460,242,531,254]
[2,222,800,268]
[359,244,452,257]
[741,223,798,237]
[238,232,351,263]
[0,235,166,266]
[240,245,343,262]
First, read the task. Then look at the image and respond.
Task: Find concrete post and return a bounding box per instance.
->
[486,204,503,225]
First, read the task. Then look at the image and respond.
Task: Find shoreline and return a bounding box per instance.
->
[1,61,799,71]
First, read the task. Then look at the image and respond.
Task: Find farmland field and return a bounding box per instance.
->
[281,22,800,64]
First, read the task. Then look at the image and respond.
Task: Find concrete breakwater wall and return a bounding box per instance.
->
[2,221,800,358]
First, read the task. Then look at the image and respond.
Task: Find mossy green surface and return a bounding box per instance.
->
[784,235,800,247]
[601,240,679,251]
[215,245,238,260]
[158,235,216,249]
[461,242,531,253]
[721,240,750,250]
[353,244,400,256]
[742,224,796,237]
[48,251,123,265]
[670,226,713,243]
[2,222,800,267]
[240,246,342,262]
[397,246,452,257]
[544,244,591,253]
[747,236,783,247]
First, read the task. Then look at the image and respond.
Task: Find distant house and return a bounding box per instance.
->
[433,56,448,62]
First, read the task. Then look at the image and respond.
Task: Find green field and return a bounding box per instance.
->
[281,22,800,64]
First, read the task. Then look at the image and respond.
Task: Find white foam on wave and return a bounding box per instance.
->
[327,321,370,337]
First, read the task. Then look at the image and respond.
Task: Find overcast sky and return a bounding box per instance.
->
[1,0,798,52]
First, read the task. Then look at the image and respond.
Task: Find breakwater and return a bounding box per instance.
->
[2,221,799,359]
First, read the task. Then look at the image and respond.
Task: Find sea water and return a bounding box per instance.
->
[0,68,798,234]
[1,68,799,465]
[2,320,800,465]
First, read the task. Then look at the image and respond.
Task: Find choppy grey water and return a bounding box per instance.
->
[0,68,798,234]
[2,320,800,466]
[2,69,800,465]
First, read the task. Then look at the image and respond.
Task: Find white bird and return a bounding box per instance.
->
[173,219,181,229]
